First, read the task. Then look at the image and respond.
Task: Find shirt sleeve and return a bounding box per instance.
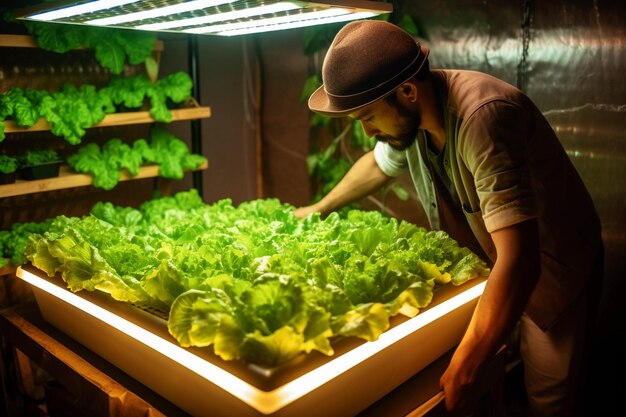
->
[373,141,408,177]
[459,100,538,233]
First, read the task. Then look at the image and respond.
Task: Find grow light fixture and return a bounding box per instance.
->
[16,0,393,36]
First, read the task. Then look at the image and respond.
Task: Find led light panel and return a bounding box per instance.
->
[15,0,393,36]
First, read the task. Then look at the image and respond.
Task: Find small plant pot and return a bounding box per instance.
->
[19,161,62,180]
[0,171,17,184]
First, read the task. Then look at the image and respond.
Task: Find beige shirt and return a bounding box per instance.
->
[374,69,602,330]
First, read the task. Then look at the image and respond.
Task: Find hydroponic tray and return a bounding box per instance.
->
[16,264,486,417]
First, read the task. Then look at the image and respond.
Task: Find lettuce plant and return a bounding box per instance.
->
[0,155,17,174]
[0,72,193,144]
[17,149,61,167]
[25,190,490,367]
[21,19,157,74]
[67,127,206,190]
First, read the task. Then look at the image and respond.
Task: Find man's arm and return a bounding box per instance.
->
[440,218,541,415]
[294,151,391,218]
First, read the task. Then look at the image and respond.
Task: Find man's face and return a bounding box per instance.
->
[350,94,420,151]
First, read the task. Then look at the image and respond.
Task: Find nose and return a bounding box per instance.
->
[360,120,379,138]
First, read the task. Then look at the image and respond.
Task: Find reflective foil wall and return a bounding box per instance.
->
[401,0,624,412]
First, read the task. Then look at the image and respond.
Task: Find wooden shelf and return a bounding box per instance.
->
[0,262,15,276]
[2,107,211,134]
[0,34,164,51]
[0,161,209,199]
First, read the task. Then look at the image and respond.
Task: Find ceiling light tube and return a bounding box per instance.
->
[85,0,231,27]
[214,11,379,36]
[187,11,376,36]
[28,0,140,22]
[136,2,301,31]
[186,7,356,35]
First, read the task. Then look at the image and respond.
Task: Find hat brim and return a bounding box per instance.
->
[308,44,430,117]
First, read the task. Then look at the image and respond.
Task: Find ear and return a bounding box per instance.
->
[397,81,418,103]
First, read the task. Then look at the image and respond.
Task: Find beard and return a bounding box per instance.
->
[376,100,420,151]
[377,125,418,151]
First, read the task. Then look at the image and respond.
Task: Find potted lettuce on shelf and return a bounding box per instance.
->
[67,125,206,190]
[17,149,62,180]
[0,155,18,184]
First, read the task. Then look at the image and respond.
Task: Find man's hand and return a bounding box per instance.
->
[439,219,540,415]
[292,151,391,221]
[293,205,320,219]
[439,348,483,415]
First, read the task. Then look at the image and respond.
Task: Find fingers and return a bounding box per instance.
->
[293,206,315,219]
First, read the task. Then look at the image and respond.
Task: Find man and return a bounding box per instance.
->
[294,20,603,417]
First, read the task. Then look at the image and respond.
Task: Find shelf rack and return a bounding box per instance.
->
[0,33,211,275]
[0,161,209,199]
[0,34,164,51]
[2,107,211,133]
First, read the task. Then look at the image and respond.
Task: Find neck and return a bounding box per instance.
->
[426,129,446,153]
[418,77,445,152]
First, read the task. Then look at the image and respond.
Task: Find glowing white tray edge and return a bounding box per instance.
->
[17,267,485,414]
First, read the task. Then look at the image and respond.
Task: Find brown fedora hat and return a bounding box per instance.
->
[308,20,429,117]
